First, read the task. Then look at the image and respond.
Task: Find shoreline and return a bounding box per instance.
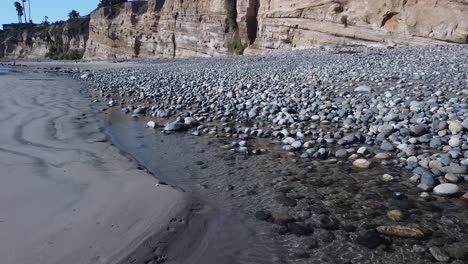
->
[0,68,188,264]
[1,46,468,263]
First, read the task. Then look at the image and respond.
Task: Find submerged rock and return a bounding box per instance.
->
[376,225,427,239]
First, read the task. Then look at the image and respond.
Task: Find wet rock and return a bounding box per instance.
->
[274,194,297,207]
[356,230,385,249]
[287,222,313,236]
[133,107,147,115]
[429,246,450,262]
[387,209,403,221]
[146,120,156,128]
[271,211,294,225]
[433,183,460,197]
[184,117,199,126]
[446,242,468,260]
[376,225,427,239]
[164,122,188,132]
[255,210,271,221]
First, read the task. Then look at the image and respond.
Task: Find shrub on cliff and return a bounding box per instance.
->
[98,0,127,8]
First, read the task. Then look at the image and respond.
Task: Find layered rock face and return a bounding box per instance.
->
[2,0,467,59]
[84,0,468,59]
[248,0,468,52]
[0,19,89,59]
[84,0,231,59]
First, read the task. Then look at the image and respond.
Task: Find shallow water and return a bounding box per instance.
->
[104,110,286,264]
[0,67,12,74]
[102,109,468,264]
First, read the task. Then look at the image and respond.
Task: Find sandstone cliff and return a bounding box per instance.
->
[84,0,468,59]
[0,18,89,59]
[1,0,467,60]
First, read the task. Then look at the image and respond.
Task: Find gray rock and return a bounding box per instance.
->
[291,141,302,150]
[354,85,372,93]
[433,183,460,197]
[335,149,348,158]
[164,122,188,132]
[411,124,429,137]
[429,246,450,262]
[380,140,395,151]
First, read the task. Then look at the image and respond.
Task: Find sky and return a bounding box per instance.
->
[1,0,100,29]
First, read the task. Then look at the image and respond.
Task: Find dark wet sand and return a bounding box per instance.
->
[0,69,186,264]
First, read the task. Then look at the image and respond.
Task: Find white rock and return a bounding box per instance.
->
[448,136,461,147]
[282,137,295,145]
[382,174,395,181]
[354,85,372,93]
[146,121,156,128]
[353,159,371,169]
[433,183,460,197]
[448,121,463,134]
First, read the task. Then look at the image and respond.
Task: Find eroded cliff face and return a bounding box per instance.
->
[84,0,231,59]
[0,19,89,59]
[84,0,468,59]
[248,0,468,53]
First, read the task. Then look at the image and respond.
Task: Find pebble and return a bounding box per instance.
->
[354,85,372,93]
[448,121,463,134]
[146,121,156,128]
[376,225,427,239]
[353,159,371,169]
[387,209,403,221]
[382,174,395,182]
[433,183,460,197]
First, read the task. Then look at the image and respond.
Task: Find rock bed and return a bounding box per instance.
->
[77,46,468,263]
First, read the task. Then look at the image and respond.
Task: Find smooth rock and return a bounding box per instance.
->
[429,246,450,262]
[376,225,427,239]
[433,183,460,197]
[354,85,372,93]
[353,159,371,169]
[146,121,156,128]
[164,122,188,132]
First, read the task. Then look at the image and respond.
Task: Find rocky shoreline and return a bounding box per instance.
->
[6,46,464,263]
[74,46,468,263]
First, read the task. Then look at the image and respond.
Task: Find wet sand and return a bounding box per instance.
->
[0,69,186,264]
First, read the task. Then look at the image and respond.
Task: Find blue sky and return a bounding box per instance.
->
[1,0,100,29]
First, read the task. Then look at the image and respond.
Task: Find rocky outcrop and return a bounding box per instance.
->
[84,0,468,59]
[0,18,89,59]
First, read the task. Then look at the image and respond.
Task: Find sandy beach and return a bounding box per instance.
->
[0,68,186,264]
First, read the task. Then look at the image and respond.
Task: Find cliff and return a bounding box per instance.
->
[0,18,89,59]
[84,0,468,59]
[1,0,467,60]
